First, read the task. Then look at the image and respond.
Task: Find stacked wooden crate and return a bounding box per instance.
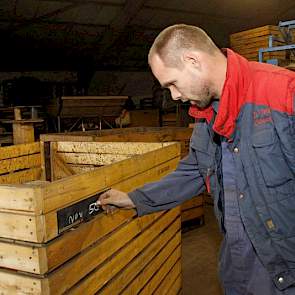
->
[230,25,294,62]
[41,126,205,225]
[0,141,182,294]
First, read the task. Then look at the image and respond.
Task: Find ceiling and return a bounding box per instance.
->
[0,0,295,71]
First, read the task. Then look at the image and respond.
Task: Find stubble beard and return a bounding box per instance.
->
[190,85,213,109]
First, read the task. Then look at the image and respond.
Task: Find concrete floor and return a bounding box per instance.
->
[182,204,224,295]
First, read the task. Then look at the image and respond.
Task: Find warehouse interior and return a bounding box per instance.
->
[0,1,294,294]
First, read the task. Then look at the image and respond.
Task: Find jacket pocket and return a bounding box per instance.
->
[252,127,294,188]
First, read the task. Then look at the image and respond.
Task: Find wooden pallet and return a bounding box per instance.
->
[0,141,182,294]
[41,127,205,224]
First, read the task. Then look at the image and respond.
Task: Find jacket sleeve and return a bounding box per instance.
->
[128,144,206,216]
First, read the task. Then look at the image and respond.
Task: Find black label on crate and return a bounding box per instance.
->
[57,193,104,233]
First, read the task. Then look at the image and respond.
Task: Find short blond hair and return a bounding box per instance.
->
[148,24,219,67]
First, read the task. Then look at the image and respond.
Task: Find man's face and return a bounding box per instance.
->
[150,53,213,109]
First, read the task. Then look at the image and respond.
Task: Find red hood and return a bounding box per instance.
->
[189,49,251,139]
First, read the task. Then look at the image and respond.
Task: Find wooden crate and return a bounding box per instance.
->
[59,96,128,118]
[230,25,295,62]
[41,127,205,224]
[0,141,182,294]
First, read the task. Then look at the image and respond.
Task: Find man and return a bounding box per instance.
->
[97,24,295,294]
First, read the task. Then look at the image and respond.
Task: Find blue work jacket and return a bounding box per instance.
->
[129,50,295,291]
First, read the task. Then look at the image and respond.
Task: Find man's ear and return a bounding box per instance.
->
[182,51,201,69]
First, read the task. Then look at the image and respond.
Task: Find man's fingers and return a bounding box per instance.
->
[97,189,113,206]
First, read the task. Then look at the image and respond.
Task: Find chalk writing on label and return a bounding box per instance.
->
[57,191,106,233]
[68,211,83,225]
[89,202,100,215]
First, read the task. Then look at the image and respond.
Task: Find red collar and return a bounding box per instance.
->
[189,49,251,139]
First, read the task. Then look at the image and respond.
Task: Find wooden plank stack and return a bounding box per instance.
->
[41,127,205,225]
[230,25,294,61]
[0,141,182,294]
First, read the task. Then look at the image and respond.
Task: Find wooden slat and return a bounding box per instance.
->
[0,185,42,213]
[55,141,170,155]
[101,230,181,295]
[125,245,181,295]
[154,260,182,295]
[181,195,203,211]
[0,142,40,161]
[166,275,182,295]
[232,40,281,51]
[0,269,49,294]
[139,249,181,295]
[0,213,45,242]
[0,167,42,184]
[0,154,41,175]
[57,152,129,165]
[70,213,180,294]
[231,35,283,47]
[241,52,286,60]
[230,25,278,41]
[46,209,179,294]
[67,164,97,173]
[0,241,47,274]
[235,47,287,56]
[121,232,181,294]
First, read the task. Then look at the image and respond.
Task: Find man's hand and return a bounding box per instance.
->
[97,189,135,214]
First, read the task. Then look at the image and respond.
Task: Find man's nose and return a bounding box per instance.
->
[170,88,181,100]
